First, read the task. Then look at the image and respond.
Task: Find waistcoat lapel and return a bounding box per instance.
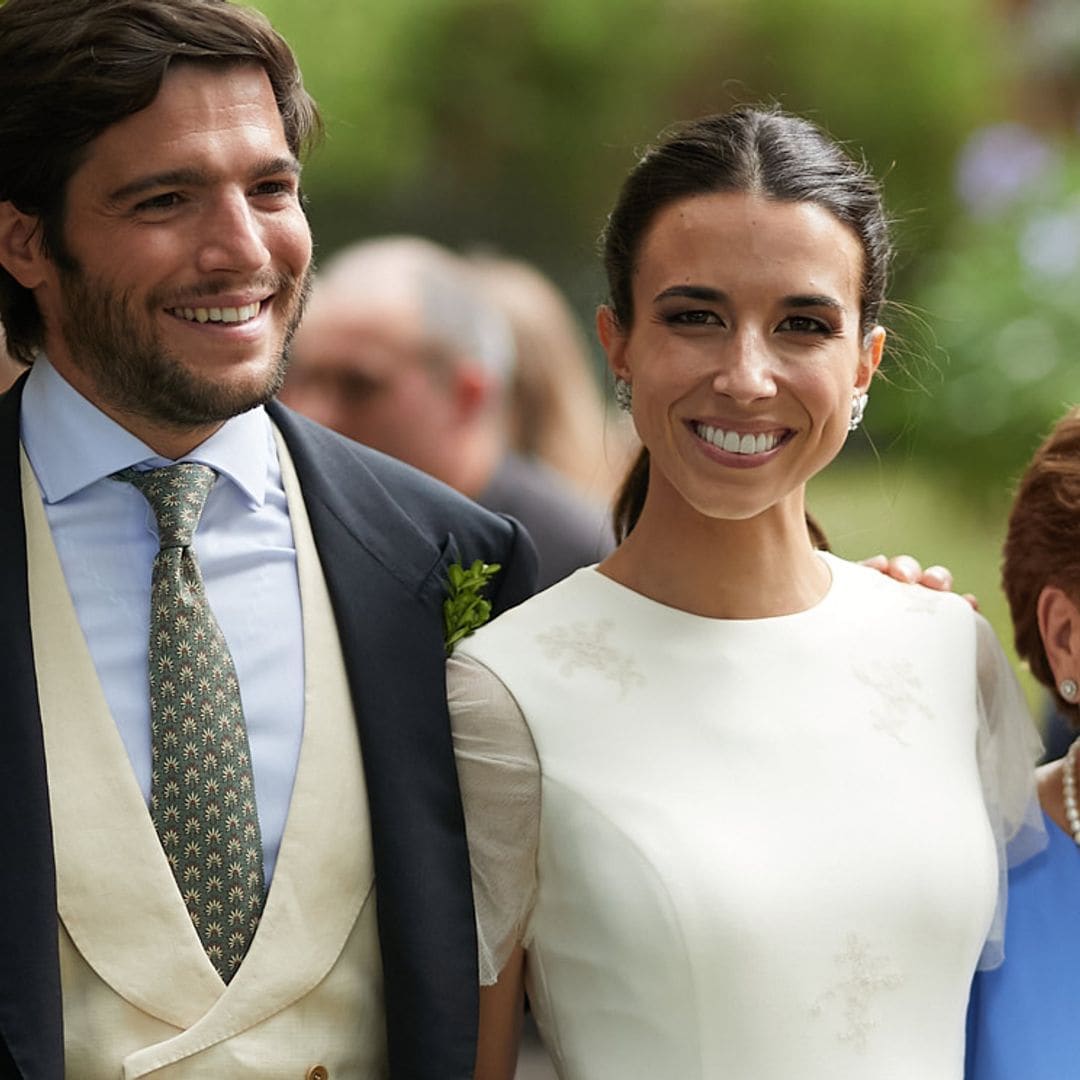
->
[24,447,226,1028]
[120,431,377,1073]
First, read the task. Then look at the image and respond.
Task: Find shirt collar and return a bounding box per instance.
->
[20,357,272,508]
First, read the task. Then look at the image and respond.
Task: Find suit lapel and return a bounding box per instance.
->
[0,375,64,1079]
[269,403,479,1078]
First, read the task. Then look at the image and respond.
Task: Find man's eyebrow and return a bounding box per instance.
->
[106,156,302,206]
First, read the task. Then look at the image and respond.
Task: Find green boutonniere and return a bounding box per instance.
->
[443,559,501,655]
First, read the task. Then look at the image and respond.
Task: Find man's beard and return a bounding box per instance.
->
[56,263,312,428]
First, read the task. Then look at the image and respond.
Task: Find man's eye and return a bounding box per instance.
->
[135,192,182,212]
[252,180,297,197]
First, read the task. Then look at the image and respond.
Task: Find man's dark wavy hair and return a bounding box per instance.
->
[0,0,322,363]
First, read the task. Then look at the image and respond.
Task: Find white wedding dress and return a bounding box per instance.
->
[448,554,1043,1080]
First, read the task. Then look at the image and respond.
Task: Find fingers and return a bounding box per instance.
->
[918,565,954,592]
[862,553,924,584]
[862,553,978,607]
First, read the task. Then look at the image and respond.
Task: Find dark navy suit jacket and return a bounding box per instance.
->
[0,376,537,1079]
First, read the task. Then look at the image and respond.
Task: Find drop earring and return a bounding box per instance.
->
[849,392,869,432]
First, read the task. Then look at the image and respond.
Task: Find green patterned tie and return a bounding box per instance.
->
[114,462,265,983]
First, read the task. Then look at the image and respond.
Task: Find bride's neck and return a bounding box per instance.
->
[600,495,829,620]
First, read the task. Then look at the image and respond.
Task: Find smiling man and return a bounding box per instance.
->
[0,2,535,1077]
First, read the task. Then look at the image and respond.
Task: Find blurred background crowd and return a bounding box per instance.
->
[5,0,1078,704]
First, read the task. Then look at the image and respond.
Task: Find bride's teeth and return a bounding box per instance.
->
[195,309,209,323]
[694,423,780,456]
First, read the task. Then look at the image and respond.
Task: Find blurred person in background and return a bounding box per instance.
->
[967,406,1080,1079]
[282,237,613,589]
[448,105,1045,1080]
[468,252,634,505]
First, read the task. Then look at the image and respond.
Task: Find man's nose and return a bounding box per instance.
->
[195,192,271,276]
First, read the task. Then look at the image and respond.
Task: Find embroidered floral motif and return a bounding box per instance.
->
[852,658,933,747]
[810,932,904,1051]
[536,618,646,699]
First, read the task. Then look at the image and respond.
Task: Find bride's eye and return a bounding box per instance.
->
[665,309,722,327]
[777,314,833,334]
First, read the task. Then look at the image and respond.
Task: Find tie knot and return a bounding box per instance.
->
[114,462,217,549]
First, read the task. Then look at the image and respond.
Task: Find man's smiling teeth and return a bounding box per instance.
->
[169,302,261,325]
[693,422,780,455]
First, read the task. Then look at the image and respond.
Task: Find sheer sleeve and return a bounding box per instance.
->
[448,651,540,985]
[974,612,1047,970]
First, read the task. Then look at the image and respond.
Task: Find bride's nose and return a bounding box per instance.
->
[711,332,778,402]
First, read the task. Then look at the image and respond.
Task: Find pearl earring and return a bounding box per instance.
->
[1061,678,1079,703]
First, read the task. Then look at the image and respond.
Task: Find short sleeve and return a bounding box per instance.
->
[974,612,1047,970]
[447,651,541,985]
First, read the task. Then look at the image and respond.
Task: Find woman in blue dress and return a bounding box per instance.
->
[967,406,1080,1078]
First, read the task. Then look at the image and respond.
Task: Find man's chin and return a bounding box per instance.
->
[99,350,290,430]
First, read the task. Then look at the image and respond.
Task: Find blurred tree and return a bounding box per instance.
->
[255,0,1005,289]
[872,0,1080,504]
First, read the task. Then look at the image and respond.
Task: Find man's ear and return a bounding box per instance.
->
[1037,585,1080,688]
[855,325,886,393]
[596,305,629,381]
[0,202,49,289]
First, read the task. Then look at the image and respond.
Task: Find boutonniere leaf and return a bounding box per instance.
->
[444,559,501,655]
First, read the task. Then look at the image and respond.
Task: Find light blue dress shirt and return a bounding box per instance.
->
[20,358,305,885]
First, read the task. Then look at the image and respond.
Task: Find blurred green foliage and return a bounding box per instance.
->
[882,136,1080,505]
[255,0,1005,287]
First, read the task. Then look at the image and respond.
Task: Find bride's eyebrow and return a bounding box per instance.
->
[782,294,844,312]
[653,285,726,303]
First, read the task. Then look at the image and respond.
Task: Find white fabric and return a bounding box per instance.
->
[25,437,386,1078]
[451,554,1044,1080]
[20,357,304,883]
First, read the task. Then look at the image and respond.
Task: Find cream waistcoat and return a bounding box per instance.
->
[23,432,386,1079]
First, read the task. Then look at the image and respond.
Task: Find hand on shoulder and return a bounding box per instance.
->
[861,553,978,610]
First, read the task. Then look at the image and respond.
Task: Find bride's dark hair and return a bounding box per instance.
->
[602,105,892,541]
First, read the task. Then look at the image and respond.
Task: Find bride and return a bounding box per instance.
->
[448,105,1044,1079]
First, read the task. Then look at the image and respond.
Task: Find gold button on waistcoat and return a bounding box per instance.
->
[305,1067,329,1080]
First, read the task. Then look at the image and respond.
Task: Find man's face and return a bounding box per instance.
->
[33,62,312,438]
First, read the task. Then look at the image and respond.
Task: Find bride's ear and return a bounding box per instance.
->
[855,325,886,393]
[597,305,629,381]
